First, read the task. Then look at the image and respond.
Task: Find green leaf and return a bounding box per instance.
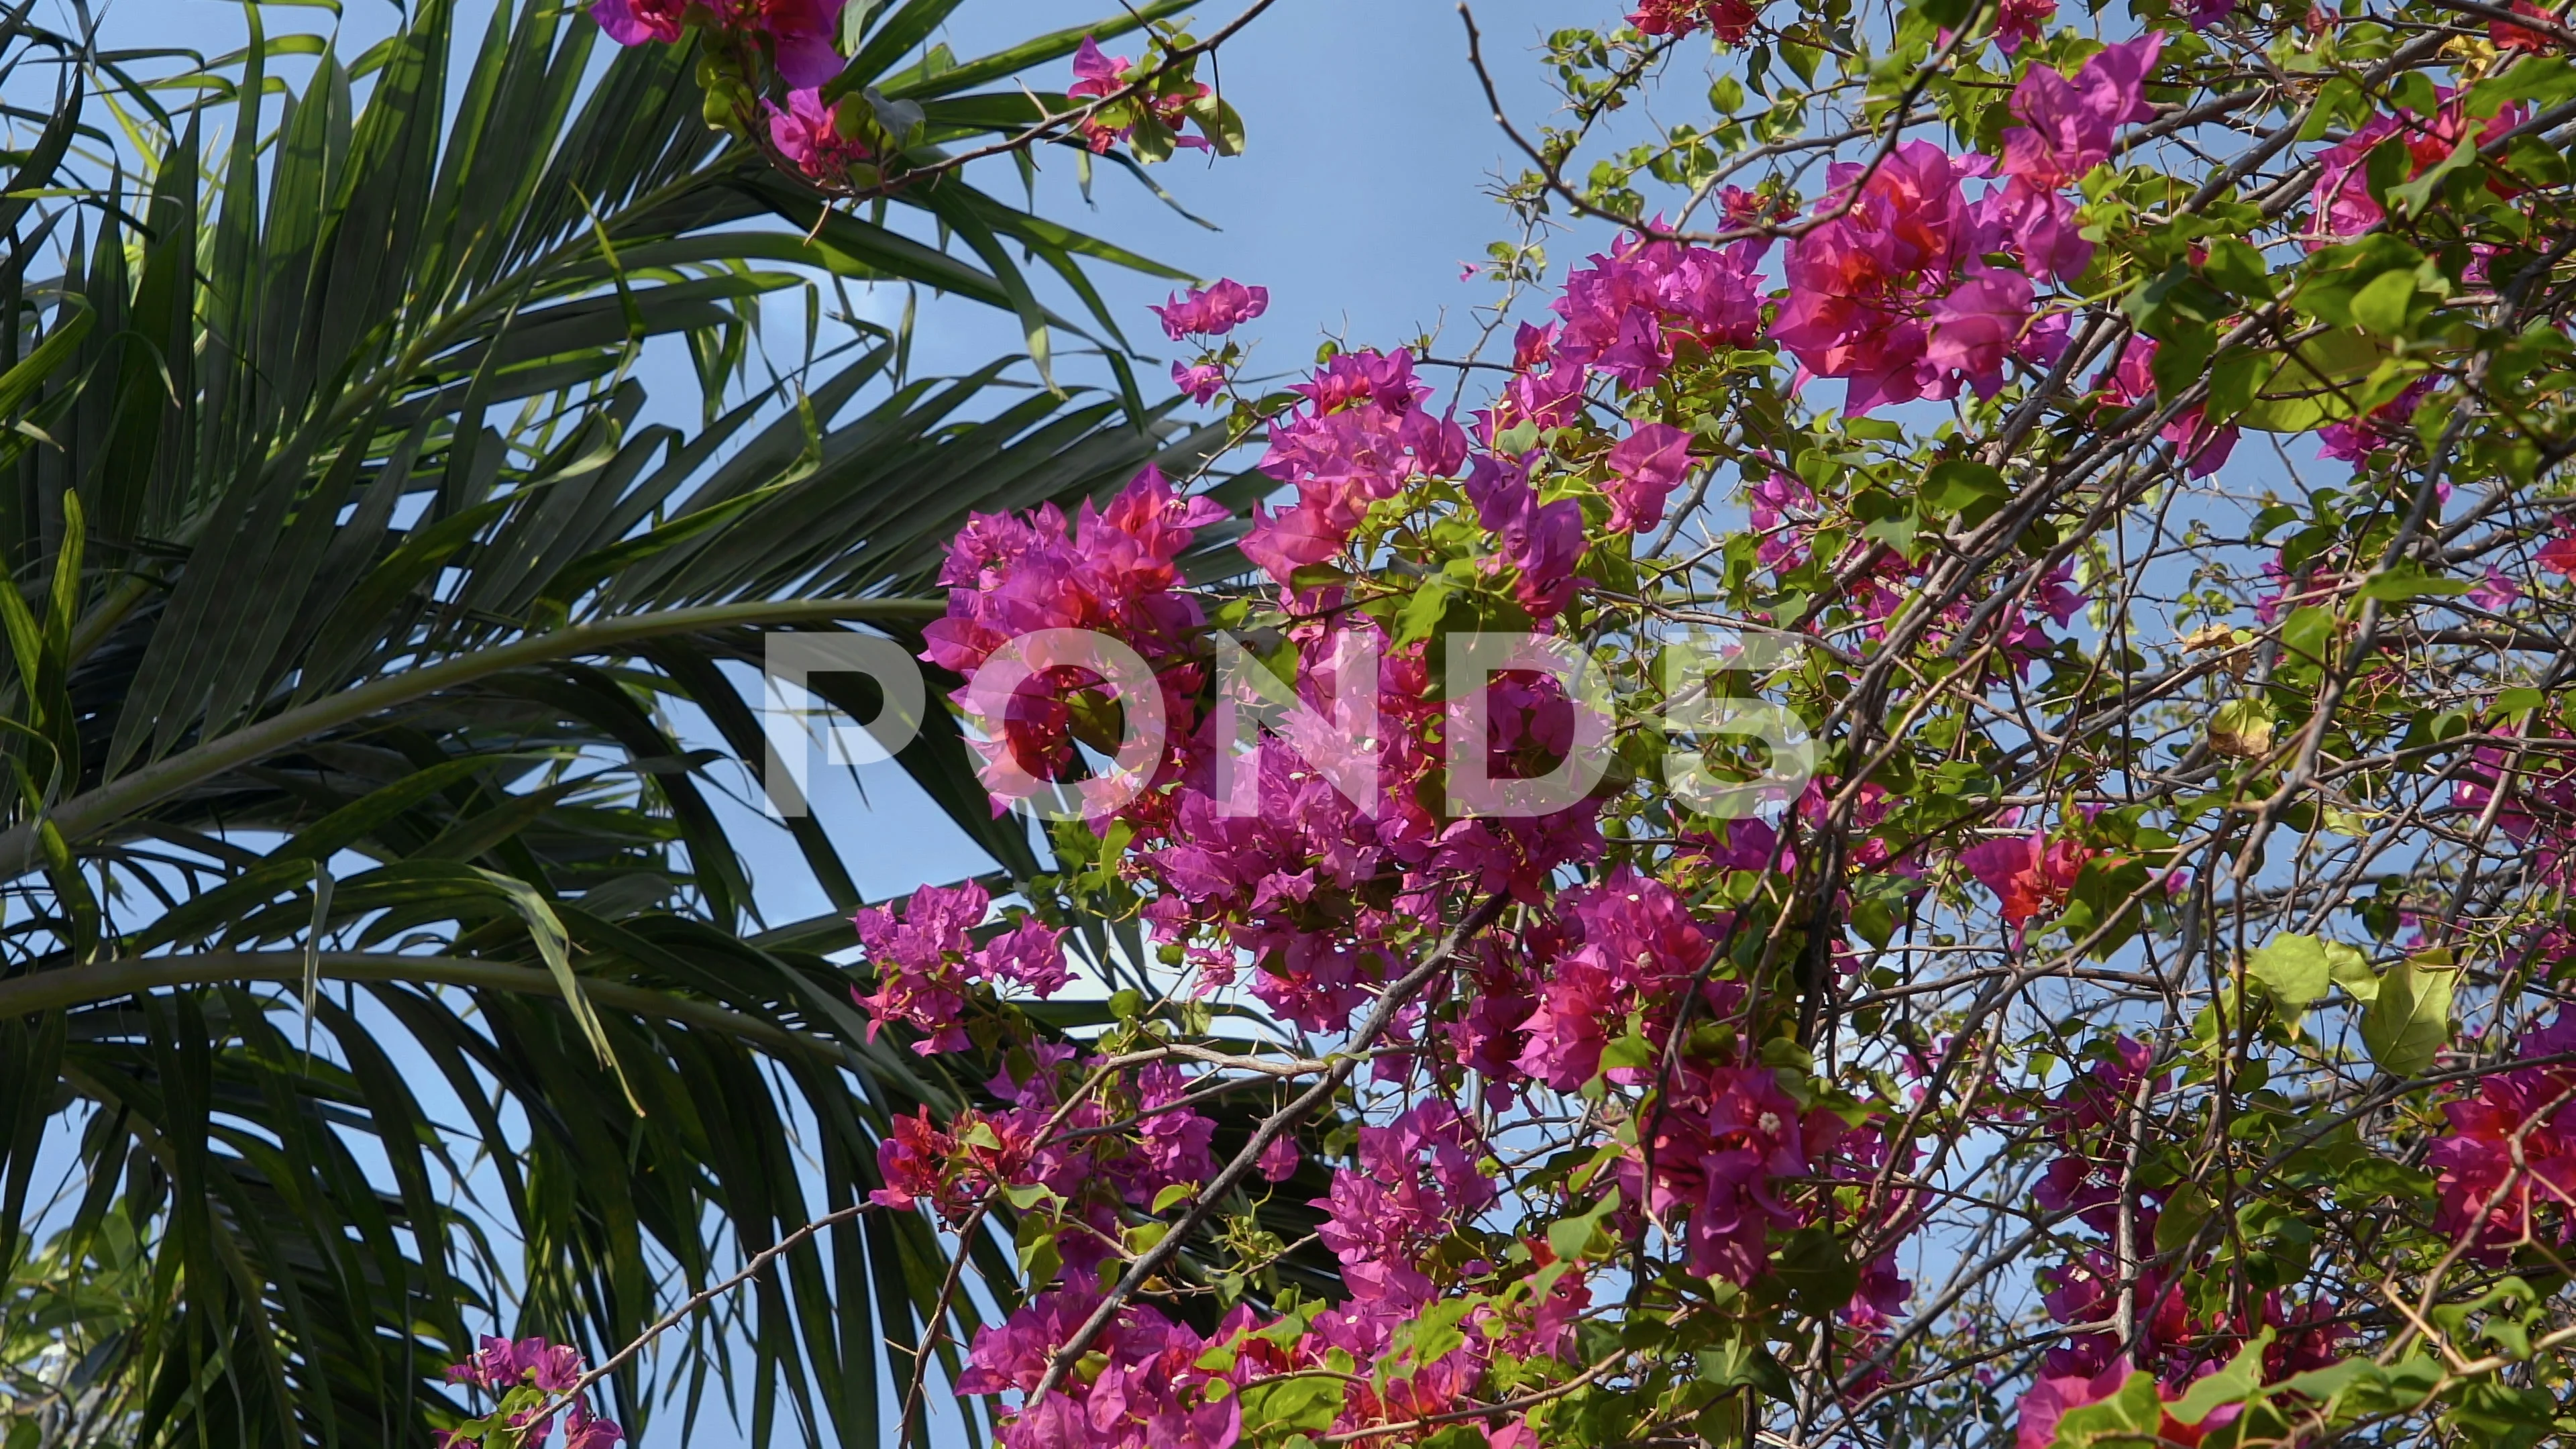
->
[1393,574,1460,649]
[2153,1182,2214,1256]
[1849,895,1896,949]
[1921,459,2010,527]
[2349,268,2421,334]
[1771,1227,1858,1317]
[1693,1336,1794,1398]
[2360,566,2472,601]
[2467,55,2576,116]
[2208,697,2275,758]
[2247,933,2332,1014]
[2051,1369,2163,1447]
[2328,941,2379,1004]
[2168,1330,2273,1425]
[2235,330,2393,432]
[2202,236,2271,296]
[1240,1375,1348,1437]
[1547,1189,1621,1263]
[1189,93,1247,156]
[1391,1299,1473,1364]
[1599,1030,1655,1071]
[2279,606,2335,667]
[2361,949,2461,1077]
[2277,1356,2386,1409]
[0,299,91,419]
[0,2,1273,1441]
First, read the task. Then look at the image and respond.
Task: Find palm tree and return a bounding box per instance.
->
[0,1,1295,1442]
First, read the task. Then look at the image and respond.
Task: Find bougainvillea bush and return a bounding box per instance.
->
[596,0,2576,1443]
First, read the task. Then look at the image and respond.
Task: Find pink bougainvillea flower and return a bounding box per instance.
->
[1068,36,1125,95]
[1065,36,1211,153]
[1255,1132,1301,1181]
[1239,350,1466,585]
[2013,1364,2214,1449]
[1748,469,1817,574]
[1553,229,1767,392]
[959,1288,1250,1449]
[1152,278,1269,339]
[1315,1102,1497,1306]
[764,89,870,182]
[1960,828,2094,932]
[2103,336,2237,476]
[442,1336,623,1446]
[871,1109,963,1215]
[2316,378,2432,462]
[2469,565,2523,612]
[2538,529,2576,578]
[1992,0,2055,50]
[588,0,688,45]
[1465,454,1586,618]
[1171,360,1227,402]
[1719,184,1788,227]
[562,1403,625,1449]
[851,880,1070,1053]
[524,1341,583,1392]
[2000,34,2162,190]
[924,465,1226,681]
[2493,0,2566,48]
[1629,0,1760,40]
[922,454,1225,798]
[1068,38,1137,152]
[1515,869,1729,1091]
[1771,140,1998,414]
[2429,1013,2576,1249]
[590,0,843,84]
[742,0,847,88]
[1238,500,1346,582]
[445,1336,521,1389]
[1983,178,2094,283]
[1487,359,1588,438]
[1603,421,1693,533]
[1924,266,2037,398]
[1621,1062,1835,1285]
[2308,93,2525,246]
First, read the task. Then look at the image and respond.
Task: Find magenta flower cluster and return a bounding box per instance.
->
[922,466,1226,801]
[438,1336,623,1449]
[815,17,2576,1444]
[1153,278,1268,340]
[2012,1040,2349,1447]
[592,0,841,85]
[850,879,1070,1054]
[2429,1012,2576,1250]
[1068,37,1212,154]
